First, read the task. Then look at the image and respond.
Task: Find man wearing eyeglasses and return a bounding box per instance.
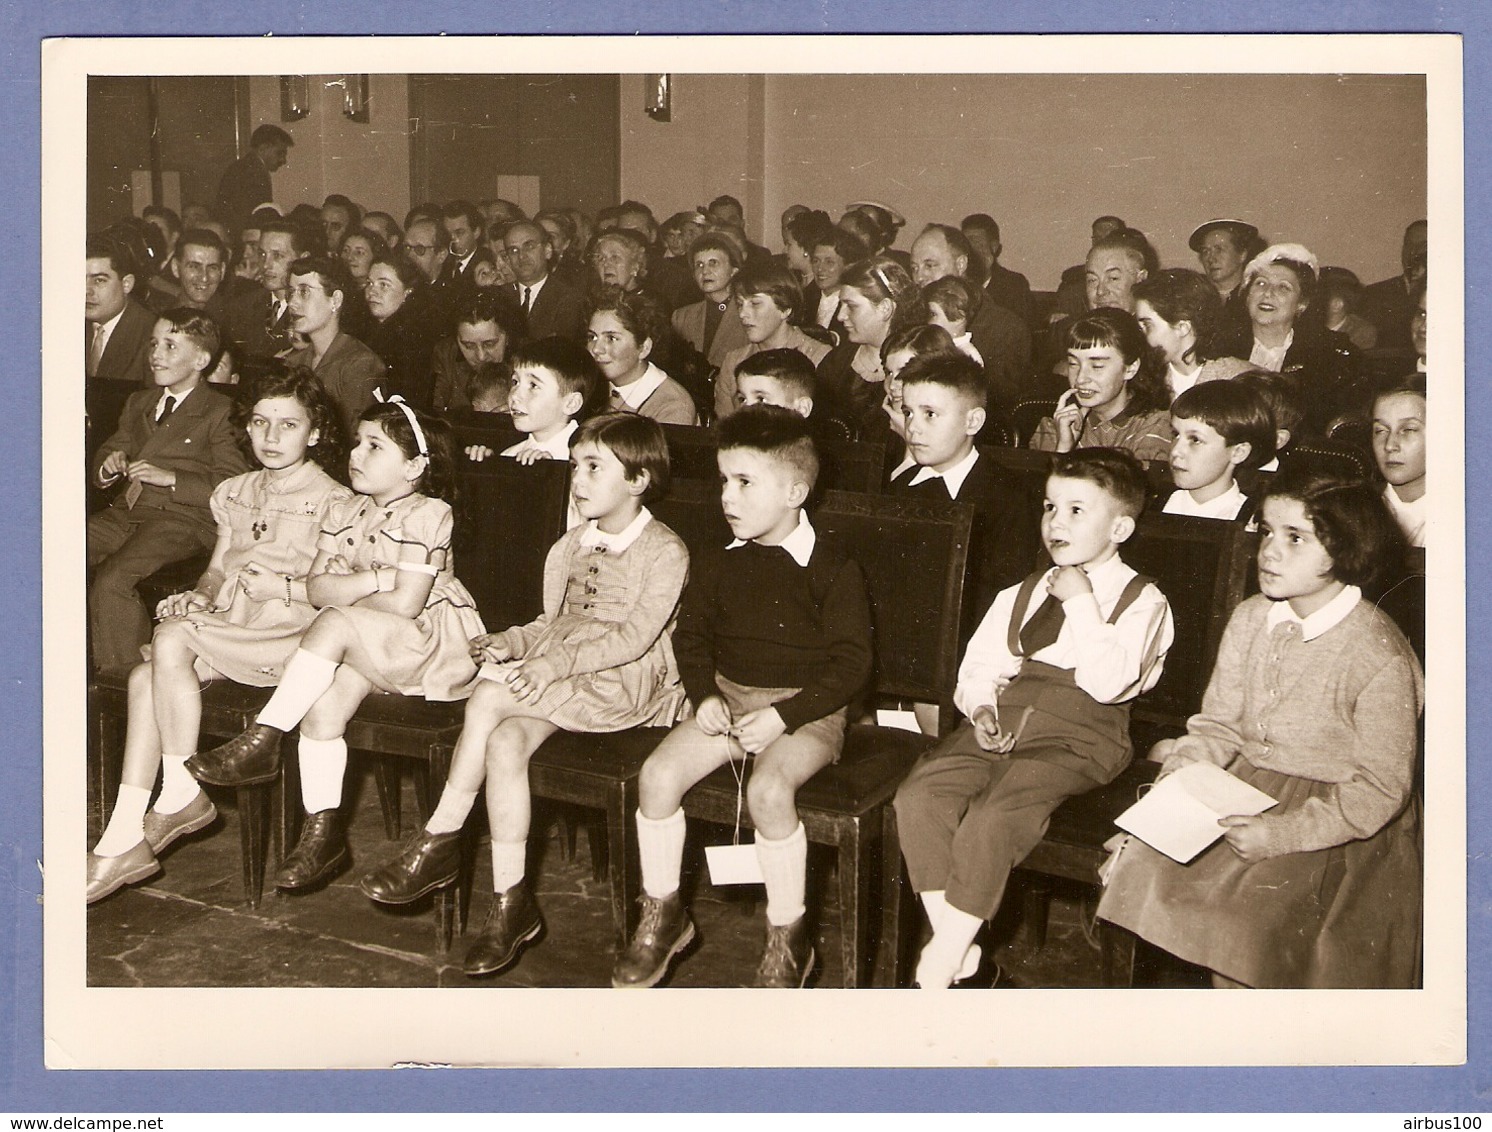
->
[403,217,449,285]
[502,221,585,342]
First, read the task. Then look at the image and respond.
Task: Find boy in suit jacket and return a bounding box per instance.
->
[88,309,250,675]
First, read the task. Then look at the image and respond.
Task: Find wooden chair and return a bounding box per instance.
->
[1281,437,1376,483]
[497,481,974,986]
[1012,397,1058,448]
[877,511,1257,987]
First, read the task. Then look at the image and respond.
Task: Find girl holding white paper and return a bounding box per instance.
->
[1097,467,1424,988]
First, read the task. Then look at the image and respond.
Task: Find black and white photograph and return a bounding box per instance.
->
[44,32,1464,1070]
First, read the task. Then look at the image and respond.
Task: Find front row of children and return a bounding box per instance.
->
[88,346,1426,989]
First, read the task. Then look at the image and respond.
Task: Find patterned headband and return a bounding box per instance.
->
[372,389,428,456]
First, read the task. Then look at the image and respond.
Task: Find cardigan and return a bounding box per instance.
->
[1170,594,1424,857]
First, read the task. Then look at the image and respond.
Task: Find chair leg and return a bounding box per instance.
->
[1021,875,1053,949]
[1099,921,1138,987]
[605,780,638,945]
[426,743,461,953]
[373,756,402,840]
[586,813,608,882]
[836,820,869,988]
[237,780,273,908]
[874,804,915,988]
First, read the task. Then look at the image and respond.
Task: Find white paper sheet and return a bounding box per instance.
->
[1114,761,1278,863]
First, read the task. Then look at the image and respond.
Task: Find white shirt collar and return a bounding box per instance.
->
[727,510,817,568]
[1249,331,1294,373]
[516,419,577,459]
[92,305,126,339]
[1265,583,1362,641]
[612,362,668,410]
[156,384,196,416]
[906,446,981,500]
[519,275,548,304]
[578,506,652,553]
[1162,482,1247,520]
[1166,361,1200,401]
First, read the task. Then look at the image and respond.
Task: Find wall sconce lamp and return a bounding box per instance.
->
[342,75,370,123]
[644,73,671,122]
[280,76,310,122]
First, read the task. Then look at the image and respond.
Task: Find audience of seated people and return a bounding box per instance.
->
[84,165,1434,989]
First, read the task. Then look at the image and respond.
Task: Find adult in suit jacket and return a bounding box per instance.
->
[88,378,249,675]
[87,298,156,385]
[966,286,1031,420]
[504,221,587,341]
[283,255,387,436]
[221,281,295,363]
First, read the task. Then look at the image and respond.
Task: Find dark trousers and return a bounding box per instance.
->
[893,722,1094,921]
[87,506,212,676]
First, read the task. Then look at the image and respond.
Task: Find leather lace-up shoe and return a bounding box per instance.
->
[611,892,696,988]
[186,723,284,787]
[464,881,544,977]
[358,829,462,904]
[275,809,348,891]
[143,792,218,854]
[754,916,815,988]
[86,841,161,904]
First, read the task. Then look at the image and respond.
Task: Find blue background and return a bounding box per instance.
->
[5,0,1483,1112]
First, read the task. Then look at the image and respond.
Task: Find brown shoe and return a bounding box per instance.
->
[611,892,696,988]
[754,916,815,988]
[359,829,462,905]
[463,881,543,977]
[275,809,348,891]
[186,723,284,787]
[86,841,161,905]
[142,792,218,855]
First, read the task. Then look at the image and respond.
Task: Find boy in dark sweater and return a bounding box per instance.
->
[613,405,873,989]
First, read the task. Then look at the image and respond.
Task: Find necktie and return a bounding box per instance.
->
[609,387,627,409]
[87,323,105,378]
[156,395,176,423]
[522,286,532,313]
[1019,592,1066,656]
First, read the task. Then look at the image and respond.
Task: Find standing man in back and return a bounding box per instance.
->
[215,125,293,237]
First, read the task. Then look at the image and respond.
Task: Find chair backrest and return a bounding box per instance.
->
[979,444,1056,508]
[1366,545,1426,667]
[1120,512,1255,732]
[651,482,974,732]
[441,409,524,461]
[1282,437,1375,483]
[660,423,722,485]
[85,377,142,452]
[1013,397,1058,448]
[453,459,572,632]
[816,490,974,730]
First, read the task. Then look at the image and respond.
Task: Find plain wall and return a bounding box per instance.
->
[246,74,412,223]
[621,72,1427,287]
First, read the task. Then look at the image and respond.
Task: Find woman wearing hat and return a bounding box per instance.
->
[1214,243,1361,435]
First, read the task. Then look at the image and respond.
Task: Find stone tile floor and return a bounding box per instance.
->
[87,766,1206,990]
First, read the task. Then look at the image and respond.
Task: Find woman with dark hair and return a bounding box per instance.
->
[1133,268,1253,403]
[1318,267,1379,351]
[814,255,926,436]
[1030,307,1173,466]
[283,254,387,436]
[803,227,869,336]
[363,252,440,409]
[1214,244,1360,436]
[783,209,835,288]
[586,285,697,425]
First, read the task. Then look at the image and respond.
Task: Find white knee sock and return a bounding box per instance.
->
[920,889,981,980]
[490,839,527,893]
[257,650,339,731]
[916,903,983,990]
[756,822,808,927]
[425,785,479,835]
[95,784,152,857]
[297,735,348,813]
[153,754,202,814]
[636,807,686,899]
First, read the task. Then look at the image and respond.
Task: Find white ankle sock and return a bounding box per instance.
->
[153,754,201,814]
[297,735,348,813]
[257,650,339,731]
[425,785,479,835]
[94,784,151,857]
[755,822,808,927]
[490,839,526,893]
[918,889,980,980]
[636,808,686,899]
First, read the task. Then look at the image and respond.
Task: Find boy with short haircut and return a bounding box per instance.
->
[88,308,250,675]
[1163,379,1276,520]
[464,336,601,467]
[733,348,816,418]
[924,275,983,366]
[888,351,1040,623]
[613,405,873,989]
[894,447,1174,988]
[1232,368,1304,473]
[715,262,831,420]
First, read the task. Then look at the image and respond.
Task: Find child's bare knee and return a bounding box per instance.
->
[747,769,795,822]
[127,660,154,696]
